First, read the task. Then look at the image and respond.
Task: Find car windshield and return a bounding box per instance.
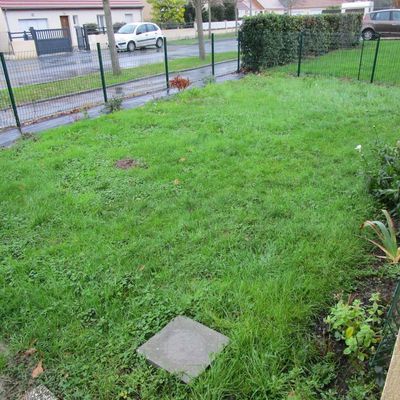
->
[118,24,137,34]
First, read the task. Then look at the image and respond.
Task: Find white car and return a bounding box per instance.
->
[114,22,164,51]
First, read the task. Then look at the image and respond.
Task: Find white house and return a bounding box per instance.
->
[0,0,144,51]
[238,0,374,16]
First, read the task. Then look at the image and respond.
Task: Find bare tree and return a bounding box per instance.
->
[192,0,206,59]
[103,0,121,75]
[208,0,223,38]
[234,0,239,34]
[280,0,297,15]
[208,1,212,39]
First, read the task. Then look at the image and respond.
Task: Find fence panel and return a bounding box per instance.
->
[299,31,363,81]
[372,38,400,86]
[101,42,166,102]
[213,33,239,78]
[0,49,104,129]
[168,34,211,85]
[0,56,17,129]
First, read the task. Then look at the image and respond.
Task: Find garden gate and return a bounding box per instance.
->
[30,28,73,56]
[75,26,90,51]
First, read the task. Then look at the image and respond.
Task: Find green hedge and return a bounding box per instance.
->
[240,14,362,71]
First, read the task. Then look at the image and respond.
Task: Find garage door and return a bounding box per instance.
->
[18,18,49,31]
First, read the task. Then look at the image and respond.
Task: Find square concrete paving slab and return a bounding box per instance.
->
[24,385,57,400]
[137,316,229,383]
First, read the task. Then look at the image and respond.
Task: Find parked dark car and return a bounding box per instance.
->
[362,9,400,40]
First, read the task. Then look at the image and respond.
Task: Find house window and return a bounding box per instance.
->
[125,13,133,23]
[73,15,79,25]
[97,15,105,28]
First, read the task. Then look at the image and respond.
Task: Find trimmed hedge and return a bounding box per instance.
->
[240,14,362,71]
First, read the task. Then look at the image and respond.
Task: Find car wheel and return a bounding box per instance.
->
[362,29,375,41]
[127,41,136,52]
[156,37,164,48]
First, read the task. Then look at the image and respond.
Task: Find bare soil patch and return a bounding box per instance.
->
[115,158,146,169]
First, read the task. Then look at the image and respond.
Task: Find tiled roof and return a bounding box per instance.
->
[237,0,264,11]
[0,0,143,9]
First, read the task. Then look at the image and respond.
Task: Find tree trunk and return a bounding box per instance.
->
[249,0,252,16]
[103,0,121,75]
[235,0,238,35]
[208,2,212,39]
[195,1,205,60]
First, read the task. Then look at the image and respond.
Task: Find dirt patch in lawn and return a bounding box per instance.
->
[0,342,44,399]
[115,158,146,169]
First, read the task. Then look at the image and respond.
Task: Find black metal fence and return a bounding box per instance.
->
[371,280,400,386]
[3,31,398,132]
[294,31,399,86]
[0,35,239,131]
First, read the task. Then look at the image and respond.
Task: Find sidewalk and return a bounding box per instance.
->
[0,60,237,131]
[0,67,241,148]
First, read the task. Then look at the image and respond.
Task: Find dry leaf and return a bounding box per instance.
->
[173,179,180,185]
[179,157,186,163]
[24,348,37,357]
[32,360,44,378]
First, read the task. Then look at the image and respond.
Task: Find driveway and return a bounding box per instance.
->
[2,39,237,88]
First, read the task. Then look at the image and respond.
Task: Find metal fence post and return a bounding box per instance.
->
[357,38,365,81]
[211,33,215,76]
[164,37,170,89]
[237,31,241,73]
[96,43,108,103]
[0,52,21,129]
[370,35,381,84]
[297,32,303,77]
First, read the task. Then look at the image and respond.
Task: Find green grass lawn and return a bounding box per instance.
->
[279,39,400,85]
[0,51,236,108]
[1,73,399,399]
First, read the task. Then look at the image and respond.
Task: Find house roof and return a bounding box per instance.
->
[237,0,264,11]
[0,0,143,10]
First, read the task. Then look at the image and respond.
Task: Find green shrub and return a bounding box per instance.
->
[362,210,400,264]
[325,293,384,361]
[83,23,99,35]
[240,13,362,71]
[113,22,126,33]
[102,97,123,114]
[361,141,400,217]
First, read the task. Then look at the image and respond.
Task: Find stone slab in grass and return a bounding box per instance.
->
[24,385,57,400]
[137,316,229,383]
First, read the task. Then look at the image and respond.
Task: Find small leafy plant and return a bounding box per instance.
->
[362,209,400,264]
[361,140,400,217]
[103,96,123,114]
[324,293,384,361]
[169,76,190,91]
[203,75,216,86]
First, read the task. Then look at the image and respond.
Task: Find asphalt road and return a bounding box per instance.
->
[1,39,237,88]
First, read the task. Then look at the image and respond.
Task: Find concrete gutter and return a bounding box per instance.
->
[381,330,400,400]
